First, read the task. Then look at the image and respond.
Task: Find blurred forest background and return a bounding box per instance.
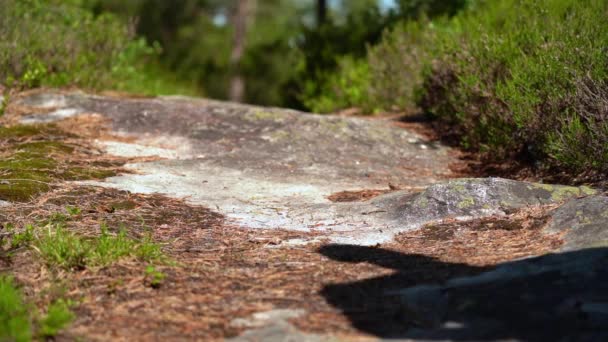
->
[1,0,607,178]
[0,0,468,109]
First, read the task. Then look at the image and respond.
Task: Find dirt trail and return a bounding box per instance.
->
[1,90,606,341]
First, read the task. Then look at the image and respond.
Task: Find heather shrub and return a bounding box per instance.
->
[304,20,435,114]
[0,0,190,95]
[419,0,608,173]
[0,0,133,88]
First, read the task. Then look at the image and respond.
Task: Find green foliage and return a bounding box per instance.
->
[33,222,167,270]
[0,0,199,96]
[291,3,391,111]
[0,0,130,89]
[0,276,32,342]
[144,265,166,289]
[299,1,469,113]
[418,0,608,173]
[10,225,35,249]
[303,56,373,113]
[311,0,608,175]
[366,19,438,112]
[39,300,75,338]
[0,276,72,341]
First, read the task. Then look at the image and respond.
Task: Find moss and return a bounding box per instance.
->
[456,196,475,209]
[580,186,597,196]
[109,200,137,211]
[0,125,45,139]
[17,141,75,154]
[319,118,348,134]
[448,181,466,192]
[245,110,285,122]
[532,183,597,202]
[0,124,64,140]
[270,130,290,141]
[0,132,117,202]
[414,196,429,208]
[0,180,52,202]
[61,167,116,180]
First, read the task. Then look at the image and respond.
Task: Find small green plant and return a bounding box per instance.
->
[38,299,75,338]
[0,276,73,341]
[0,91,8,117]
[0,276,32,342]
[31,221,167,270]
[11,225,35,249]
[35,225,90,270]
[144,265,166,289]
[65,206,81,216]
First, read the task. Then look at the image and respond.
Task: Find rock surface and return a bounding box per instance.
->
[18,91,454,244]
[12,91,603,245]
[545,195,608,251]
[393,247,608,341]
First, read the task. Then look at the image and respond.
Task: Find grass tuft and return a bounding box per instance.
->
[0,276,72,341]
[0,276,32,342]
[33,222,167,270]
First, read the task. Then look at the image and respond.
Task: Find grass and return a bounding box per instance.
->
[3,207,168,270]
[0,276,73,341]
[144,265,166,289]
[33,223,167,270]
[0,204,170,340]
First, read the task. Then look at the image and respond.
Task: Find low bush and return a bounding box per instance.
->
[0,0,132,89]
[324,0,607,177]
[304,19,434,115]
[300,19,439,114]
[418,0,608,174]
[0,0,198,96]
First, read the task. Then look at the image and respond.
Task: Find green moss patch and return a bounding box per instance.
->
[0,125,119,202]
[0,124,65,140]
[109,200,138,211]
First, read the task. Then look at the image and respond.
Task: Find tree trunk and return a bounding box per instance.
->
[317,0,327,27]
[229,0,255,103]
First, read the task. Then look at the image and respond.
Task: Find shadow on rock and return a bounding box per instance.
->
[319,244,608,341]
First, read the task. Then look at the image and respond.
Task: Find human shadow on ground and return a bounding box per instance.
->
[319,244,608,341]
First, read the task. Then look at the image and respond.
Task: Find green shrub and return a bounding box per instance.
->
[418,0,608,174]
[302,56,372,114]
[366,19,437,113]
[302,19,440,114]
[0,0,133,89]
[38,299,74,338]
[0,0,196,96]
